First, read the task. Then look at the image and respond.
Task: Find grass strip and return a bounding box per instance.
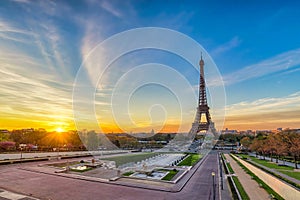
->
[123,171,134,176]
[226,162,234,174]
[177,154,201,166]
[240,154,293,170]
[161,169,178,181]
[102,153,158,167]
[232,176,250,200]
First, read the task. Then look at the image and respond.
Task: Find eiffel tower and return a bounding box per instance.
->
[190,53,215,137]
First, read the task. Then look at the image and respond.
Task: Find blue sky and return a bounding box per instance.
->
[1,0,300,132]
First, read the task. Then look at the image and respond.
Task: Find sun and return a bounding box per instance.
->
[55,127,64,132]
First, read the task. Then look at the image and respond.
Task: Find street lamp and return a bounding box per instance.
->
[19,143,26,162]
[212,172,216,200]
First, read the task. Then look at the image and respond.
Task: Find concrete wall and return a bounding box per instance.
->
[232,154,300,200]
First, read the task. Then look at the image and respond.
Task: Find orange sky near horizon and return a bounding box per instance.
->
[1,113,300,133]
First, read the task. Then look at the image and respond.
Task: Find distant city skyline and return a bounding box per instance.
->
[1,0,300,132]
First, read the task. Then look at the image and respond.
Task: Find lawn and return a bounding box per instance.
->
[102,153,159,167]
[177,154,202,166]
[123,171,134,176]
[240,154,294,171]
[277,170,300,180]
[251,157,294,171]
[161,169,178,181]
[226,162,234,174]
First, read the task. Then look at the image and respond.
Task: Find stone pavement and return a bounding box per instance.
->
[224,154,270,200]
[0,151,229,200]
[0,189,39,200]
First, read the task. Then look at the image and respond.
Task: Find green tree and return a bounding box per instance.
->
[0,132,9,142]
[240,136,251,150]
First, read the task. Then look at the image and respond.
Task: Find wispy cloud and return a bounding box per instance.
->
[226,91,300,114]
[225,48,300,85]
[0,19,35,43]
[208,48,300,87]
[0,55,74,130]
[0,2,77,130]
[100,0,123,18]
[9,0,30,4]
[224,91,300,129]
[211,36,241,55]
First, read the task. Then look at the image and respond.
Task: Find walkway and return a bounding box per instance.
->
[0,188,39,200]
[224,154,269,200]
[0,151,228,200]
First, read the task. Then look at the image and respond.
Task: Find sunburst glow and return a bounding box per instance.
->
[55,127,64,133]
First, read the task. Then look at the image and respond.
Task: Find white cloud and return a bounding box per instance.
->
[0,2,78,129]
[226,91,300,116]
[225,48,300,85]
[208,48,300,87]
[100,0,123,18]
[211,36,241,55]
[0,19,35,43]
[9,0,30,3]
[223,91,300,129]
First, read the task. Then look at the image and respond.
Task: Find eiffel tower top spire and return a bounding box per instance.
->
[198,52,207,106]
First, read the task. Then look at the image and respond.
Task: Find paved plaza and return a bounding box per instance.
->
[0,151,228,200]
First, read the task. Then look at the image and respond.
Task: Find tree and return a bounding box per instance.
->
[289,136,300,169]
[268,133,285,163]
[0,141,16,151]
[250,138,268,159]
[0,132,9,142]
[240,136,251,150]
[250,138,261,157]
[282,131,300,169]
[266,134,277,162]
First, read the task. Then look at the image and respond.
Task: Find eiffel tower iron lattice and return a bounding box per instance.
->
[190,53,215,136]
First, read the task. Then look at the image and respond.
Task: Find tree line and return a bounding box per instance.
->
[0,129,176,152]
[240,130,300,169]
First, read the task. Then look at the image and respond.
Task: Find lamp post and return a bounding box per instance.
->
[212,172,216,200]
[20,146,23,161]
[219,153,223,190]
[19,144,26,162]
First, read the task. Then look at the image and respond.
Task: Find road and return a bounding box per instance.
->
[0,151,225,200]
